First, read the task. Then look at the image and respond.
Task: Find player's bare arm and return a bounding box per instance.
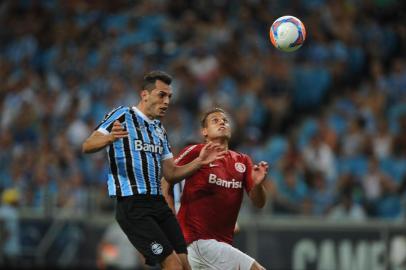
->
[162,142,226,184]
[249,161,269,208]
[162,179,176,214]
[82,121,128,153]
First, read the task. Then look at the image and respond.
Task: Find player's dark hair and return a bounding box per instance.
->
[201,108,227,128]
[142,71,172,91]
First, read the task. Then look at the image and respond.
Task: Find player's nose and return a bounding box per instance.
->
[163,96,170,105]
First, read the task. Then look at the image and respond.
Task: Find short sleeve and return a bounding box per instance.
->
[95,106,126,134]
[162,133,173,160]
[174,144,201,165]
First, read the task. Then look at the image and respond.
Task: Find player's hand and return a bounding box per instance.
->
[252,161,269,185]
[110,121,129,142]
[198,142,226,165]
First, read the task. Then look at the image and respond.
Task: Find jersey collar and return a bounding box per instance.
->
[132,106,160,125]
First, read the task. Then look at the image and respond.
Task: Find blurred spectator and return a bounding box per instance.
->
[302,133,337,181]
[57,172,88,216]
[272,167,308,214]
[328,191,367,221]
[341,118,367,157]
[372,118,393,160]
[318,116,338,153]
[362,157,398,217]
[0,188,21,266]
[308,171,336,215]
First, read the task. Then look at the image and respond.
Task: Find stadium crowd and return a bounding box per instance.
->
[0,0,405,220]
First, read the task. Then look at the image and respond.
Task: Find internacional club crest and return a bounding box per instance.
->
[235,162,246,173]
[151,241,163,255]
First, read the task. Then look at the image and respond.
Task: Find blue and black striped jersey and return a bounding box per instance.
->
[96,106,173,197]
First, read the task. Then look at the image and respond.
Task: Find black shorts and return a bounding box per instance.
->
[115,195,187,266]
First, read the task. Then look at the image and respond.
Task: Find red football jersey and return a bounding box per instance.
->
[175,144,255,245]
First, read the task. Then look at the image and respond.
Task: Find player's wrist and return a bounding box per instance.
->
[254,180,265,189]
[195,156,203,167]
[107,133,115,144]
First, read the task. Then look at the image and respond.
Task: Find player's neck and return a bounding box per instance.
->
[136,103,155,120]
[208,138,229,150]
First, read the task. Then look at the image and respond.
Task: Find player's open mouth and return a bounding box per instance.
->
[160,107,167,113]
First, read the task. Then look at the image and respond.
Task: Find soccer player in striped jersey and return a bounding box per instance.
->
[163,108,268,270]
[82,71,225,270]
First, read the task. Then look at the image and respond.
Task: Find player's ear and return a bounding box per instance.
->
[201,127,208,138]
[140,90,149,101]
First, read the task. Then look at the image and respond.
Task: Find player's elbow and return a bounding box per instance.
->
[82,142,89,154]
[164,175,180,184]
[163,166,184,184]
[82,140,94,154]
[162,170,176,184]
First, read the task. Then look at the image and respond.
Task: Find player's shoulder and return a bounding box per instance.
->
[228,149,247,158]
[182,143,204,152]
[228,149,251,162]
[110,105,129,113]
[103,105,128,119]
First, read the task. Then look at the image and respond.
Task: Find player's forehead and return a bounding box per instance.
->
[207,112,228,121]
[152,80,172,94]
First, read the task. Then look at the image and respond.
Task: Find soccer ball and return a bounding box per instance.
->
[269,15,306,52]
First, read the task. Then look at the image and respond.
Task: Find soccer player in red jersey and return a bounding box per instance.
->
[163,108,268,270]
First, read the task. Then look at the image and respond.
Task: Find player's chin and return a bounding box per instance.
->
[158,110,167,117]
[221,130,231,138]
[217,133,231,140]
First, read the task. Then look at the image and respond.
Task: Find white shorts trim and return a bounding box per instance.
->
[187,239,255,270]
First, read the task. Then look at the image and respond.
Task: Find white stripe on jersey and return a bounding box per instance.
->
[174,145,198,164]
